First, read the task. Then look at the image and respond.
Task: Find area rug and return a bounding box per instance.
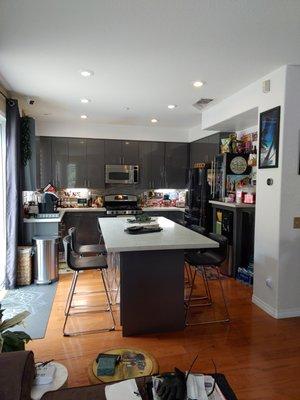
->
[1,283,58,339]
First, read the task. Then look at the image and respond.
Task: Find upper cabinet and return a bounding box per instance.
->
[38,137,189,189]
[104,140,139,165]
[51,137,68,188]
[104,140,123,165]
[122,141,139,164]
[165,142,189,188]
[68,138,87,187]
[86,139,105,188]
[190,133,221,167]
[138,141,165,189]
[37,136,52,188]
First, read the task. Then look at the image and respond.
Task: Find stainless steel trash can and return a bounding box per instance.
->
[33,236,59,284]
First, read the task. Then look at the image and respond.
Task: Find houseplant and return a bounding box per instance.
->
[0,308,31,352]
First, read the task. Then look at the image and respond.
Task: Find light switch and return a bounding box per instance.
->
[293,217,300,229]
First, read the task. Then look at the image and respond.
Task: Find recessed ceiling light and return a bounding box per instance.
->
[80,98,91,104]
[193,81,204,88]
[151,118,158,123]
[80,114,88,119]
[168,104,177,109]
[79,70,94,77]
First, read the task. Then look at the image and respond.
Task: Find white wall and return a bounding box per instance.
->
[36,120,189,142]
[200,65,300,318]
[188,125,217,142]
[277,66,300,316]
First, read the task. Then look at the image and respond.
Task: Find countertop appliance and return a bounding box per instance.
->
[105,165,139,184]
[104,194,143,215]
[38,192,59,214]
[185,164,211,231]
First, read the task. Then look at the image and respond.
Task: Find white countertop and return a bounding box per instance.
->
[23,207,185,223]
[98,216,218,252]
[209,200,255,208]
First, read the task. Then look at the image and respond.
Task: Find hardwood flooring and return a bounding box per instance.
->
[27,270,300,400]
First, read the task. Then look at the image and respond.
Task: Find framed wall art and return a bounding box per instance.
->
[258,106,281,169]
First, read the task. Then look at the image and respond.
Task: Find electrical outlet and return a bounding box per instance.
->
[266,277,273,289]
[293,217,300,229]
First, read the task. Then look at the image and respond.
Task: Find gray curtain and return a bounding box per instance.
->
[5,98,21,289]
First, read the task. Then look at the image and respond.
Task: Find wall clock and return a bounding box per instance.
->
[230,156,248,174]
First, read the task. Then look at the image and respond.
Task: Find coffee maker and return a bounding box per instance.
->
[38,192,59,214]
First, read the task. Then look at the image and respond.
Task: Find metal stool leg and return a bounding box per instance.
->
[63,271,79,335]
[185,265,230,326]
[63,269,116,337]
[101,269,116,329]
[64,271,77,316]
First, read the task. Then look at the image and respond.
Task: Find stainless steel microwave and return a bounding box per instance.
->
[105,165,139,184]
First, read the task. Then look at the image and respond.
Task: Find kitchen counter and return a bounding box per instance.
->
[99,216,217,253]
[23,207,185,223]
[209,200,255,208]
[99,216,217,336]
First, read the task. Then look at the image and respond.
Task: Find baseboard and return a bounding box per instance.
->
[252,295,278,318]
[252,295,300,319]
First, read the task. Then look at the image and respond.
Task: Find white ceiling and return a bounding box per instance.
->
[1,0,300,129]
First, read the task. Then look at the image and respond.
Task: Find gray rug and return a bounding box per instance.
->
[1,283,58,339]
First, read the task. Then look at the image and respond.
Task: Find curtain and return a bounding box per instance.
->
[0,116,6,289]
[5,99,21,289]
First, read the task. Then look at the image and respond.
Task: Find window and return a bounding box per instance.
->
[0,115,6,289]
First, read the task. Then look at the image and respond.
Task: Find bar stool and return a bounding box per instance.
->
[185,232,230,325]
[63,235,115,336]
[184,225,207,291]
[68,227,106,256]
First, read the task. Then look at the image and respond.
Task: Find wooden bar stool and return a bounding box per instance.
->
[63,236,116,336]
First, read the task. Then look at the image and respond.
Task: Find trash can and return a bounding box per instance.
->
[33,236,59,284]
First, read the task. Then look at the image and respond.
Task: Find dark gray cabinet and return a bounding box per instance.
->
[86,139,105,188]
[190,133,222,167]
[138,141,165,188]
[68,138,87,187]
[51,138,68,188]
[37,136,52,188]
[104,140,122,165]
[104,140,139,165]
[122,141,139,164]
[165,142,189,188]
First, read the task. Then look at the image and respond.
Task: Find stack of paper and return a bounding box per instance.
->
[105,379,140,400]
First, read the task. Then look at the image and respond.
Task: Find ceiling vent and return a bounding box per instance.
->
[193,98,214,110]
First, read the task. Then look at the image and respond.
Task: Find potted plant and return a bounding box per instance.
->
[0,308,31,352]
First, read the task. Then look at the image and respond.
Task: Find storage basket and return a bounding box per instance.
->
[17,246,33,286]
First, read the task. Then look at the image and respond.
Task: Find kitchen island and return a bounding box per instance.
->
[98,216,218,336]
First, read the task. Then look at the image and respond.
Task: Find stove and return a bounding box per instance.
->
[104,194,143,216]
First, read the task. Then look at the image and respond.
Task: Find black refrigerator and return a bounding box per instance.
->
[184,165,212,232]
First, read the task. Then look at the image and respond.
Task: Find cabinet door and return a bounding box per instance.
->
[122,141,139,164]
[165,142,189,188]
[38,137,52,188]
[138,141,152,188]
[104,140,122,165]
[151,142,165,188]
[68,138,87,187]
[86,139,105,188]
[51,138,68,188]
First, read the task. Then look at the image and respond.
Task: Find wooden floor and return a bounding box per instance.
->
[28,270,300,400]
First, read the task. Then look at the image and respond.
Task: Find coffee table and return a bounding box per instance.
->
[88,347,159,384]
[31,362,68,400]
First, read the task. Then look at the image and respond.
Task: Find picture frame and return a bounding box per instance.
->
[258,106,281,169]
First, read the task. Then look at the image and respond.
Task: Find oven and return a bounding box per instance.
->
[105,165,139,184]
